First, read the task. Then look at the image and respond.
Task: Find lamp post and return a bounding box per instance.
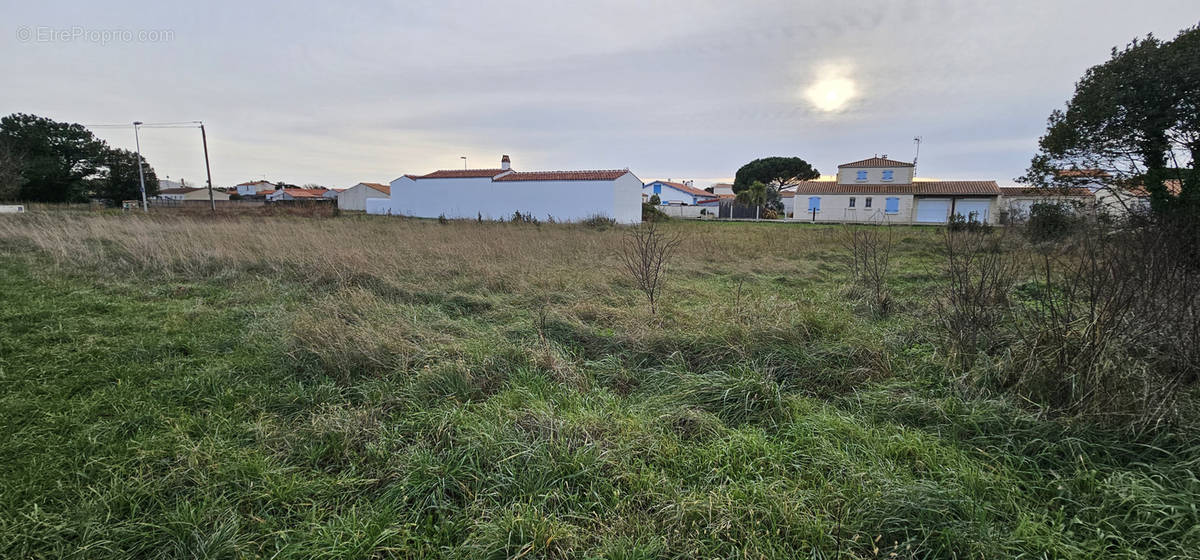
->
[132,121,148,212]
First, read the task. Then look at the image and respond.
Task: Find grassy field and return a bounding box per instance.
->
[1,211,1197,558]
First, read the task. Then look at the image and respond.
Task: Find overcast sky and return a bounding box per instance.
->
[3,1,1198,188]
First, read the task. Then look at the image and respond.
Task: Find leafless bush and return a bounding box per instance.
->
[936,229,1022,371]
[998,217,1200,430]
[842,224,896,315]
[620,220,681,315]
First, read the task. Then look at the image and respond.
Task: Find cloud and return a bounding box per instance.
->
[2,0,1198,187]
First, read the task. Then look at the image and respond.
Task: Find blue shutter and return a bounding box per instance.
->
[653,184,661,194]
[808,197,820,211]
[856,170,867,181]
[882,170,894,181]
[885,197,899,213]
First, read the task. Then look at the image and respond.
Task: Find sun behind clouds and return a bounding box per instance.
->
[803,63,858,113]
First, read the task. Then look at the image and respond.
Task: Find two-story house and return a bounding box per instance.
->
[780,156,1002,224]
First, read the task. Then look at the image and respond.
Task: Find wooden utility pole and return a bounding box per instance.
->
[200,123,215,213]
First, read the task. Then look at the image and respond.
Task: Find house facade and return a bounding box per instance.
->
[642,180,712,206]
[781,157,1002,224]
[378,155,642,223]
[337,182,390,212]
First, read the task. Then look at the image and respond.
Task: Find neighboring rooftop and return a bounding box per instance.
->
[838,157,916,168]
[494,170,629,182]
[788,180,1001,195]
[650,180,711,197]
[159,187,204,195]
[419,169,511,179]
[999,186,1094,197]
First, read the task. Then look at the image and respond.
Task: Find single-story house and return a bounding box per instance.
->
[642,180,712,206]
[155,187,229,201]
[233,180,276,197]
[378,155,642,223]
[336,182,390,211]
[780,157,1002,224]
[998,186,1095,222]
[267,188,332,202]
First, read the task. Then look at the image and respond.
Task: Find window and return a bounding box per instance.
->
[652,184,661,194]
[882,170,894,182]
[808,196,821,211]
[885,197,900,214]
[855,170,868,182]
[865,197,873,208]
[848,197,856,208]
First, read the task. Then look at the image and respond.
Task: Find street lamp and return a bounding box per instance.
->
[132,121,148,212]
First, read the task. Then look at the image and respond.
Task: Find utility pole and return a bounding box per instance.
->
[133,121,148,212]
[198,122,215,213]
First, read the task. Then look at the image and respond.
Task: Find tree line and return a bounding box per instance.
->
[0,113,159,204]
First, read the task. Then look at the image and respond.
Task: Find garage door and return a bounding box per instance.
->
[916,198,950,223]
[954,199,991,223]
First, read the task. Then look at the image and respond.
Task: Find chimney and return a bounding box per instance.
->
[881,153,888,159]
[501,155,511,170]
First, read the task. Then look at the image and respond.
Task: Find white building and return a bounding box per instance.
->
[378,155,643,224]
[266,188,331,202]
[642,180,715,206]
[233,180,276,197]
[780,157,1002,224]
[998,186,1095,222]
[337,182,390,212]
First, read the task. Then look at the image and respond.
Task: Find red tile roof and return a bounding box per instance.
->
[838,157,915,168]
[255,189,275,196]
[652,180,711,197]
[360,182,390,194]
[1126,179,1183,197]
[419,169,511,179]
[236,180,276,187]
[276,188,326,198]
[494,170,629,182]
[788,180,1001,195]
[1054,169,1111,179]
[1000,186,1094,197]
[158,187,204,195]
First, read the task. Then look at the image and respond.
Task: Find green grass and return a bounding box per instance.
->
[0,214,1197,558]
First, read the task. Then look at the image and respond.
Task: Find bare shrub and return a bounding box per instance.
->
[996,216,1200,430]
[620,220,681,315]
[936,228,1022,371]
[842,224,896,315]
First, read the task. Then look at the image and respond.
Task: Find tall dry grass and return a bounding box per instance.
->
[0,212,852,298]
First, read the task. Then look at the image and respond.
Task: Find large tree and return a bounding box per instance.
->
[0,113,108,202]
[93,148,159,203]
[0,139,24,201]
[733,157,820,192]
[1020,26,1199,211]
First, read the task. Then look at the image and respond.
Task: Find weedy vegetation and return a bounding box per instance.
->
[0,208,1197,558]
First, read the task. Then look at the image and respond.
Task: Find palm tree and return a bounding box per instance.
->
[735,181,769,220]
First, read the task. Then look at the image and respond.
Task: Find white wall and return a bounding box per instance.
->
[836,166,915,185]
[387,172,642,223]
[338,184,387,212]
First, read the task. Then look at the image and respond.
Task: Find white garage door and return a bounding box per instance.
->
[916,198,951,223]
[954,199,991,223]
